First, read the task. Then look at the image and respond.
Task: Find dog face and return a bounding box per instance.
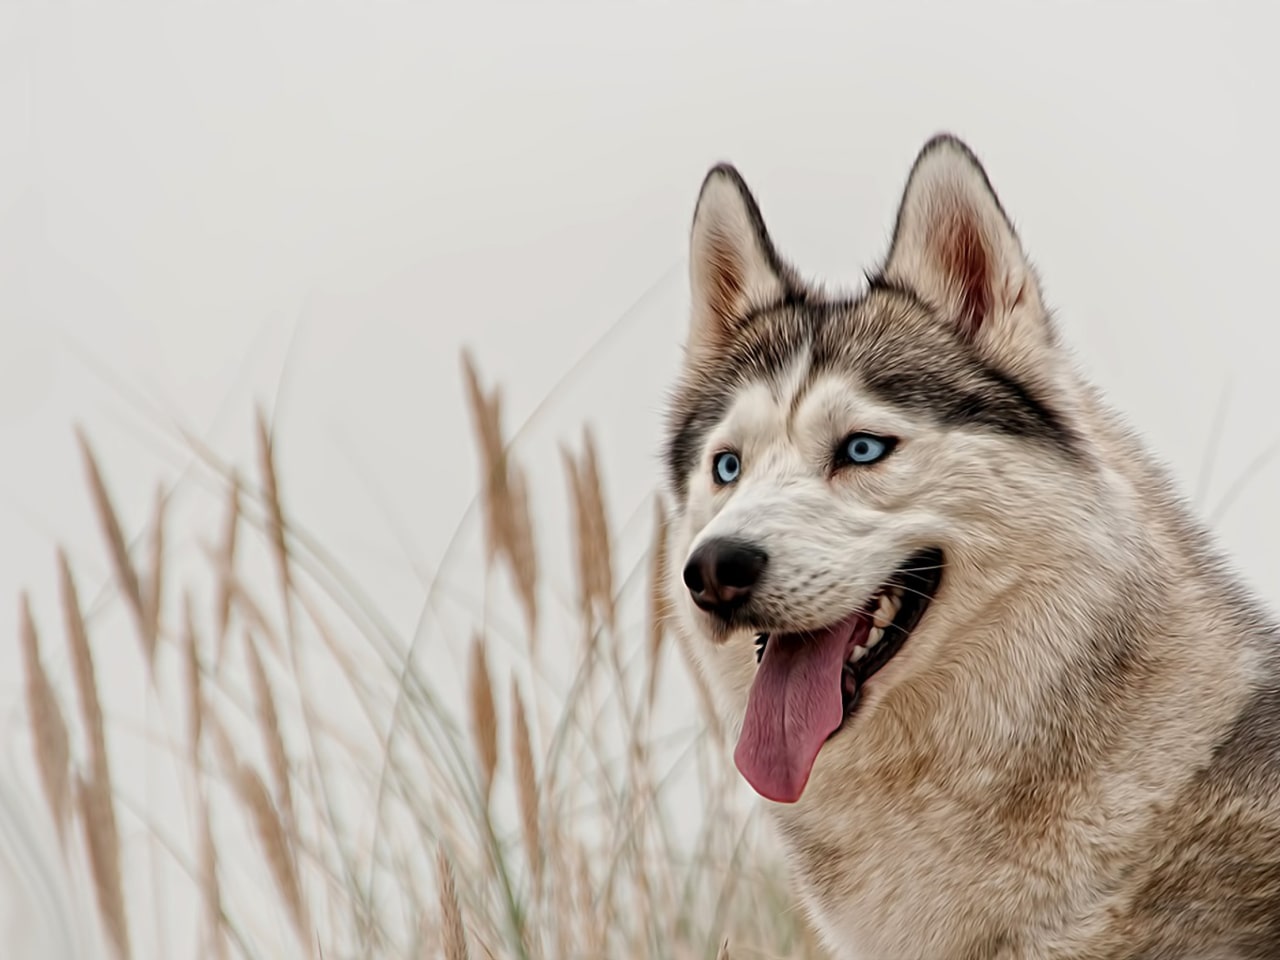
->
[664,138,1122,804]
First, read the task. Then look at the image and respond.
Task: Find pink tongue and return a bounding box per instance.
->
[734,619,860,803]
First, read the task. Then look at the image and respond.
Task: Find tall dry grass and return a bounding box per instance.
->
[15,351,828,959]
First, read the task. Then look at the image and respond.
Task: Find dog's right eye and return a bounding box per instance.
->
[835,432,897,468]
[712,451,741,485]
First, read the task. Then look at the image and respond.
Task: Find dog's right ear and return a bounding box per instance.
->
[687,165,789,358]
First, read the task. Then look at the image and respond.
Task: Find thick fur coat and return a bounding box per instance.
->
[663,135,1280,959]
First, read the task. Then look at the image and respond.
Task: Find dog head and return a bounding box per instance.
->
[664,136,1134,804]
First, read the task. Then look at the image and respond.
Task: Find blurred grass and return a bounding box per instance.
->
[15,348,829,959]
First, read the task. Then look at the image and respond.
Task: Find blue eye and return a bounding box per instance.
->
[841,433,895,466]
[713,451,741,485]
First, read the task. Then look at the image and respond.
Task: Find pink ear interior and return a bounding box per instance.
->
[703,226,748,328]
[930,206,994,341]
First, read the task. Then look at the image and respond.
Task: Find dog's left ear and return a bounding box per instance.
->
[882,136,1050,361]
[687,164,793,358]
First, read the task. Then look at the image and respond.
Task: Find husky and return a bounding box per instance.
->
[662,135,1280,959]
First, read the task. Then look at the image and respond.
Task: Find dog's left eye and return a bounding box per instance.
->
[838,433,896,467]
[712,451,742,485]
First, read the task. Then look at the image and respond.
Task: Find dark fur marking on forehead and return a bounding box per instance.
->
[813,291,1080,458]
[664,289,1078,497]
[665,387,735,498]
[861,361,1077,456]
[664,303,816,496]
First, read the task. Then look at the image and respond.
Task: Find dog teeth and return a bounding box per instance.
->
[873,590,901,629]
[866,625,885,649]
[850,644,867,662]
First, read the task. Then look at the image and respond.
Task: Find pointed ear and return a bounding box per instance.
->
[882,136,1050,360]
[687,164,792,357]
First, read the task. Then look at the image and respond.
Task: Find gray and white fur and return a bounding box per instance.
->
[663,134,1280,959]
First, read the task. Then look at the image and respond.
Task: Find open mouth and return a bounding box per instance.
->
[733,547,944,804]
[756,545,944,715]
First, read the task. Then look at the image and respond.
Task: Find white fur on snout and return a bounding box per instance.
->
[690,475,927,631]
[681,367,940,633]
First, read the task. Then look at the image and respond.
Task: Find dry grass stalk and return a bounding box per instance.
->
[485,389,514,553]
[436,849,471,960]
[218,566,284,657]
[576,848,605,958]
[464,353,548,639]
[560,447,596,646]
[577,427,616,632]
[214,470,241,668]
[509,679,541,884]
[20,592,72,847]
[59,551,131,955]
[254,410,293,610]
[562,430,616,650]
[552,857,573,960]
[506,463,539,644]
[232,761,309,951]
[716,940,732,960]
[206,717,238,785]
[187,592,225,960]
[244,630,295,839]
[197,798,228,960]
[75,428,153,668]
[467,635,499,805]
[58,551,111,789]
[76,774,132,960]
[462,351,514,568]
[181,592,205,757]
[142,484,166,653]
[463,353,542,652]
[680,635,725,747]
[646,495,671,712]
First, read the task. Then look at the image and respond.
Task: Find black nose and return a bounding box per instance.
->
[682,538,768,617]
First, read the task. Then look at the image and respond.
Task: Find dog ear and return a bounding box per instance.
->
[881,135,1050,361]
[687,164,791,357]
